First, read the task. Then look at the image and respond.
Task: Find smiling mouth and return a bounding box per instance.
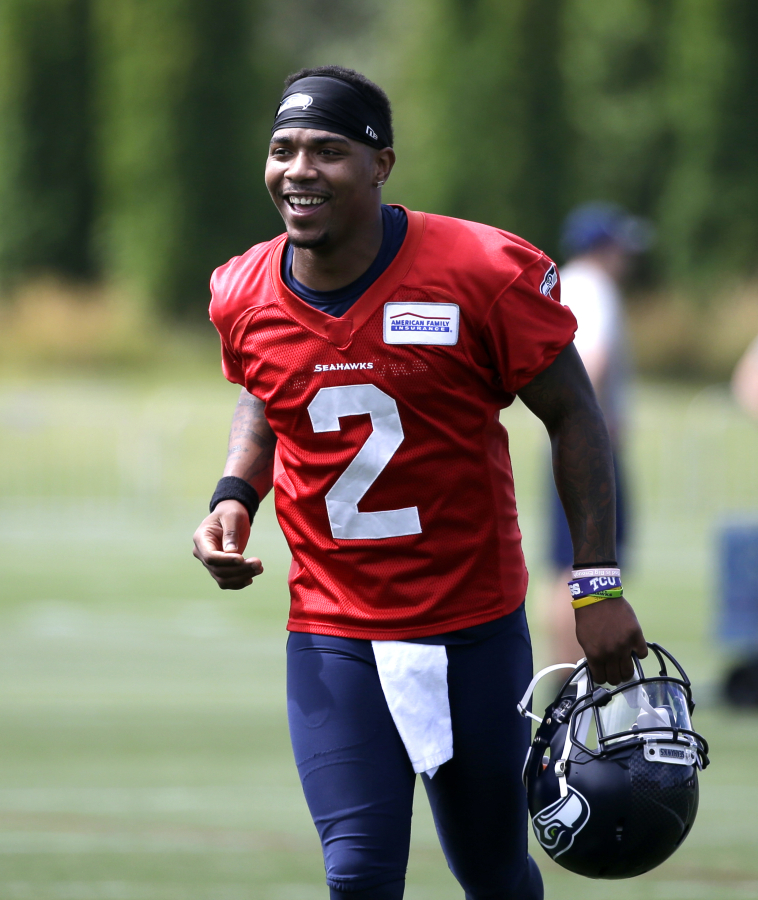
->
[285,194,328,209]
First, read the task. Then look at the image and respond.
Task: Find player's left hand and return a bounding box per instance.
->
[574,596,647,685]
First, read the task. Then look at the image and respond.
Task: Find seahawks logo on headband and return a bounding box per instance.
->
[277,93,314,116]
[272,75,392,149]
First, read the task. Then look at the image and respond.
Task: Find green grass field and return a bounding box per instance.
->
[1,376,758,900]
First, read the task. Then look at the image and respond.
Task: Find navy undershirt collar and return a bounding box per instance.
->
[282,205,408,318]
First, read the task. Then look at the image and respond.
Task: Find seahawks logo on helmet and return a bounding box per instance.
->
[539,264,558,298]
[277,93,314,115]
[532,786,590,858]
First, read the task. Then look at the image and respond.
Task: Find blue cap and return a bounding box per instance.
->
[560,202,654,259]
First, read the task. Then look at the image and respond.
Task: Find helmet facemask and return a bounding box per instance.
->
[563,645,708,770]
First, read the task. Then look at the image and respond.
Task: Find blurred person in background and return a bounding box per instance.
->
[547,203,652,666]
[724,337,758,705]
[732,333,758,419]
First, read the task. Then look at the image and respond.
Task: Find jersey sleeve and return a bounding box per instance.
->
[216,333,246,386]
[481,255,577,393]
[208,260,247,387]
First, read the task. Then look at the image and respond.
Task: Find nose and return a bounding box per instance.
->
[285,149,317,182]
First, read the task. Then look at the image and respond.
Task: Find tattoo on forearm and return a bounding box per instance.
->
[551,405,615,566]
[225,390,277,487]
[517,345,616,567]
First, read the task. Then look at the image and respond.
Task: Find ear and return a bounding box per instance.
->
[373,147,396,187]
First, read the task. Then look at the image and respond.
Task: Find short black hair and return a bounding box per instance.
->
[283,65,394,147]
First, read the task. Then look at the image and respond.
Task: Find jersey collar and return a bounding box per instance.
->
[269,206,426,349]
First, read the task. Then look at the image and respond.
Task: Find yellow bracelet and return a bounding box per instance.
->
[572,593,613,610]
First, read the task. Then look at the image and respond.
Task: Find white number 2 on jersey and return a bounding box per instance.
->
[307,384,422,540]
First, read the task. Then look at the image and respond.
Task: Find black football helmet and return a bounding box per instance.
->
[518,643,709,880]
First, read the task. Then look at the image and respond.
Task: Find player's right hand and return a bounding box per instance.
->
[192,499,263,589]
[574,596,647,685]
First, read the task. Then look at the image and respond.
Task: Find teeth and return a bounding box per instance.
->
[288,196,326,206]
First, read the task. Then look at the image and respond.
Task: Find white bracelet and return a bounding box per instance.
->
[571,567,621,579]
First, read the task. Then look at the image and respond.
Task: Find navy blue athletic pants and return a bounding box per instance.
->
[286,605,543,899]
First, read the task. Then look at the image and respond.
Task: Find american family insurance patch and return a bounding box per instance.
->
[383,302,460,346]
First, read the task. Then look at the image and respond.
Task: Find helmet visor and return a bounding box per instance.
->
[598,680,693,745]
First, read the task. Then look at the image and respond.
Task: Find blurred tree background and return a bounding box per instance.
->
[0,0,757,371]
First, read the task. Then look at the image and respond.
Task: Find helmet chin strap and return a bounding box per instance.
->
[517,661,593,799]
[556,669,591,797]
[518,661,583,788]
[517,661,583,723]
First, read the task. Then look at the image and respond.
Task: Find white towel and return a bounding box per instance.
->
[371,640,453,778]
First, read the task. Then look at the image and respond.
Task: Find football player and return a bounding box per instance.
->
[193,65,647,900]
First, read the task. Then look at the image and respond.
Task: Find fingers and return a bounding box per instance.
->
[211,560,263,590]
[587,660,608,686]
[575,597,647,686]
[608,653,634,687]
[197,551,264,590]
[192,505,249,559]
[214,500,251,554]
[602,638,637,686]
[223,525,242,553]
[634,636,649,659]
[192,505,260,590]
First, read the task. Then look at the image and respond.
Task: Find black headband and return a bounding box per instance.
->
[272,76,392,149]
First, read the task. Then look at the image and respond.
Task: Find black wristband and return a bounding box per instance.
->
[573,560,618,568]
[210,476,260,524]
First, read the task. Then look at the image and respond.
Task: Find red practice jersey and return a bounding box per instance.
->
[210,208,576,639]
